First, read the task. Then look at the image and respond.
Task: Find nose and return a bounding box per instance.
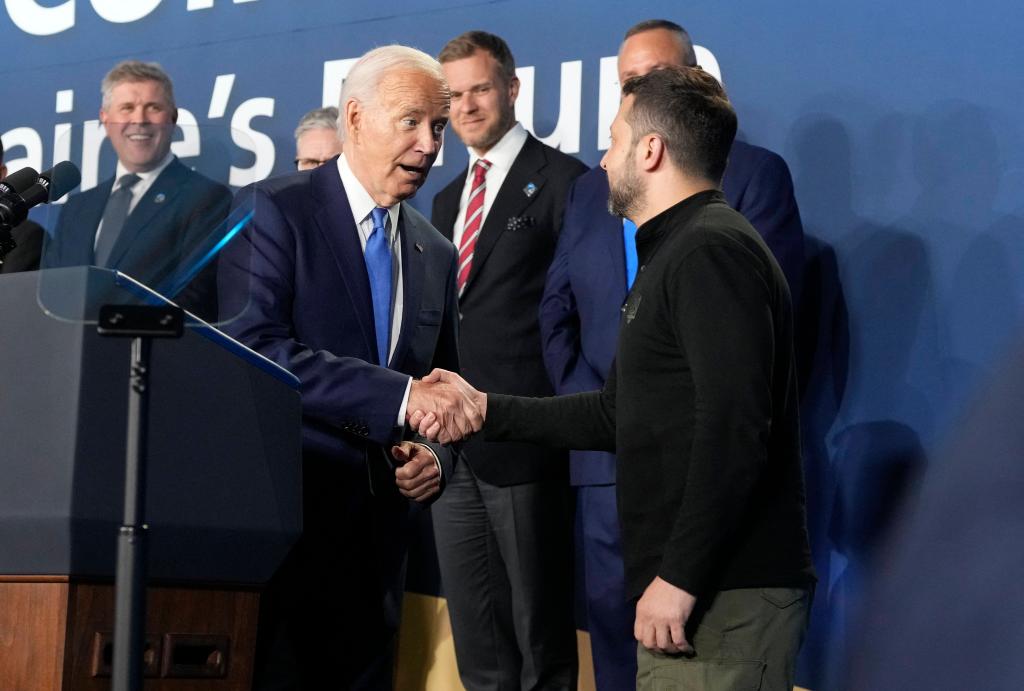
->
[599,151,609,171]
[460,92,477,114]
[417,123,441,156]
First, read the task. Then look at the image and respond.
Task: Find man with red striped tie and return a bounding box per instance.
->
[430,30,588,691]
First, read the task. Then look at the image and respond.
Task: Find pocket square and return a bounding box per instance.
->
[506,216,535,232]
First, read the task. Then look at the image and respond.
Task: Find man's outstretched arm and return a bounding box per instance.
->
[409,367,617,452]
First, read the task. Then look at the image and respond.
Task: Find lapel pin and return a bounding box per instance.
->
[153,192,166,204]
[415,242,424,253]
[523,182,537,198]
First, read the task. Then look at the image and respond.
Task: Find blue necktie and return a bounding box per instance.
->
[623,218,639,289]
[366,207,393,366]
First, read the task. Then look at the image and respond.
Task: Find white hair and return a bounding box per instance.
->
[337,44,447,142]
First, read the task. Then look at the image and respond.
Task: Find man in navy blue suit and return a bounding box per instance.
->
[539,20,806,690]
[44,60,231,317]
[218,45,482,689]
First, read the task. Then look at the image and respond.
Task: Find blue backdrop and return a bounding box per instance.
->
[4,1,1022,688]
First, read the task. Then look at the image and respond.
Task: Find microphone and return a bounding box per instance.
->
[0,161,81,228]
[20,161,82,206]
[0,166,40,199]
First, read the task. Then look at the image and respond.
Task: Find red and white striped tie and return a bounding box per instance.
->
[457,158,491,295]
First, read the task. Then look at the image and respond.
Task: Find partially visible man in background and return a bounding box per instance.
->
[538,19,806,690]
[293,106,342,171]
[0,137,44,274]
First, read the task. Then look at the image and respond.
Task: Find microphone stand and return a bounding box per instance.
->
[98,303,184,691]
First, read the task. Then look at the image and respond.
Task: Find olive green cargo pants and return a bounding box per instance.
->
[636,587,811,691]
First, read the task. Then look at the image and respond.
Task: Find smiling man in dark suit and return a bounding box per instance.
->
[430,30,587,691]
[538,20,807,690]
[43,61,230,317]
[217,45,483,689]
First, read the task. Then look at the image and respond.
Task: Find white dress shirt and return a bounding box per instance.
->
[452,122,529,249]
[94,151,176,250]
[336,154,412,426]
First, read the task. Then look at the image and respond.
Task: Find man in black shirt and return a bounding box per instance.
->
[411,66,815,691]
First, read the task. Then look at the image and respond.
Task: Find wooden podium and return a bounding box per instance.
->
[0,269,302,690]
[0,578,258,690]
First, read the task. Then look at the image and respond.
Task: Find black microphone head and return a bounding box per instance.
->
[37,161,82,202]
[0,166,40,196]
[18,183,50,208]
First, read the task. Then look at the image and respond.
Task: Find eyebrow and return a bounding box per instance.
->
[451,80,493,94]
[395,105,429,118]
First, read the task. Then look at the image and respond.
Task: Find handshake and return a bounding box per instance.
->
[406,368,486,443]
[388,369,484,504]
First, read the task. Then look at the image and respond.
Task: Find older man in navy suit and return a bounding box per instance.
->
[218,46,482,689]
[539,20,806,690]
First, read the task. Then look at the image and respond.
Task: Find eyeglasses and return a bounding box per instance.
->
[295,158,333,170]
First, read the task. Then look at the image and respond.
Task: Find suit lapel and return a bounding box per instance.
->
[106,159,186,268]
[310,163,379,363]
[73,179,113,265]
[462,134,547,295]
[593,170,628,293]
[433,171,466,242]
[389,204,425,369]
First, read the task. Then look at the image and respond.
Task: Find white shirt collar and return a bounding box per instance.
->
[114,150,175,190]
[336,154,400,237]
[467,121,527,173]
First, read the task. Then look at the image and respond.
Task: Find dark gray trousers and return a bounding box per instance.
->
[431,460,577,691]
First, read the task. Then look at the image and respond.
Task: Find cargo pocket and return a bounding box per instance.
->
[759,587,807,610]
[643,657,766,691]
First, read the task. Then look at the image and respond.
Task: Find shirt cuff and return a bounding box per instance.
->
[396,375,412,426]
[414,442,444,482]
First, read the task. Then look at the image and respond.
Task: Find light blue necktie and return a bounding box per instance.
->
[366,207,393,366]
[623,218,639,289]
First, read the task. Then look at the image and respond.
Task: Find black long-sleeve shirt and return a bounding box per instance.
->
[486,189,815,600]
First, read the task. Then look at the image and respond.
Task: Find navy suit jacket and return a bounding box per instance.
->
[217,159,460,493]
[540,140,805,485]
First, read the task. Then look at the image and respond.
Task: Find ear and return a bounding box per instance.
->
[99,107,108,125]
[638,134,665,172]
[507,75,520,105]
[343,99,361,144]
